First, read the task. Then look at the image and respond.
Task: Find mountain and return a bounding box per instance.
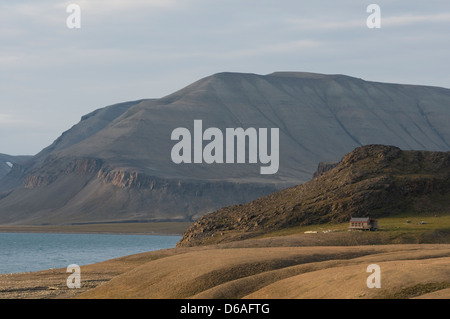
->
[1,72,450,225]
[0,154,31,181]
[177,145,450,247]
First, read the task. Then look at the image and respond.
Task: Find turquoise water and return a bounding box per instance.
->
[0,232,181,274]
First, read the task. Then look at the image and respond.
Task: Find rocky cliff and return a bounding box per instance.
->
[23,158,103,188]
[312,161,339,178]
[0,155,278,225]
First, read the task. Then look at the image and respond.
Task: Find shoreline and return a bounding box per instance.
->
[0,222,192,236]
[0,225,186,276]
[1,243,449,299]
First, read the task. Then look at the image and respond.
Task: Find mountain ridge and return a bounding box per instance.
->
[1,71,450,225]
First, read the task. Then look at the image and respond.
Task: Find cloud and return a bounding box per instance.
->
[286,17,363,32]
[0,114,27,126]
[287,12,450,33]
[208,40,323,59]
[383,12,450,27]
[0,1,61,26]
[75,0,178,8]
[60,0,180,16]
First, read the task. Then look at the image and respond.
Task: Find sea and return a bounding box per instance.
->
[0,232,181,274]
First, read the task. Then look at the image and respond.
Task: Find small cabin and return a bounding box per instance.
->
[349,217,378,231]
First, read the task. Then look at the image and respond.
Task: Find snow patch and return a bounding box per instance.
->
[5,161,13,168]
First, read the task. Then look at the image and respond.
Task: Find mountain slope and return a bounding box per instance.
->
[0,100,143,193]
[1,72,450,225]
[177,145,450,247]
[0,154,31,181]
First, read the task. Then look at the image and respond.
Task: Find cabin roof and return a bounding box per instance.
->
[350,217,371,222]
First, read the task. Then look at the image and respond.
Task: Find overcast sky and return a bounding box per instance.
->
[1,0,449,155]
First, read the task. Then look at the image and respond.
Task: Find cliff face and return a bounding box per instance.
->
[97,168,171,190]
[0,155,278,225]
[177,145,450,247]
[23,158,103,188]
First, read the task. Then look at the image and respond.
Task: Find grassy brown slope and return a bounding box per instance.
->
[0,247,182,299]
[1,240,449,299]
[74,244,450,299]
[177,145,450,247]
[244,254,450,299]
[75,246,376,299]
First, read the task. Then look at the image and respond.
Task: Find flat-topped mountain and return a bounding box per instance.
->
[1,72,450,225]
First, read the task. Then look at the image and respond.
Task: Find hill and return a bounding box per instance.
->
[1,72,450,225]
[177,145,450,247]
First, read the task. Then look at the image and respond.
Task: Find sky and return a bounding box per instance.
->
[1,0,449,155]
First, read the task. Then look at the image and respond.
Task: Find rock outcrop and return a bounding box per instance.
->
[177,145,450,247]
[312,161,339,178]
[23,158,103,188]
